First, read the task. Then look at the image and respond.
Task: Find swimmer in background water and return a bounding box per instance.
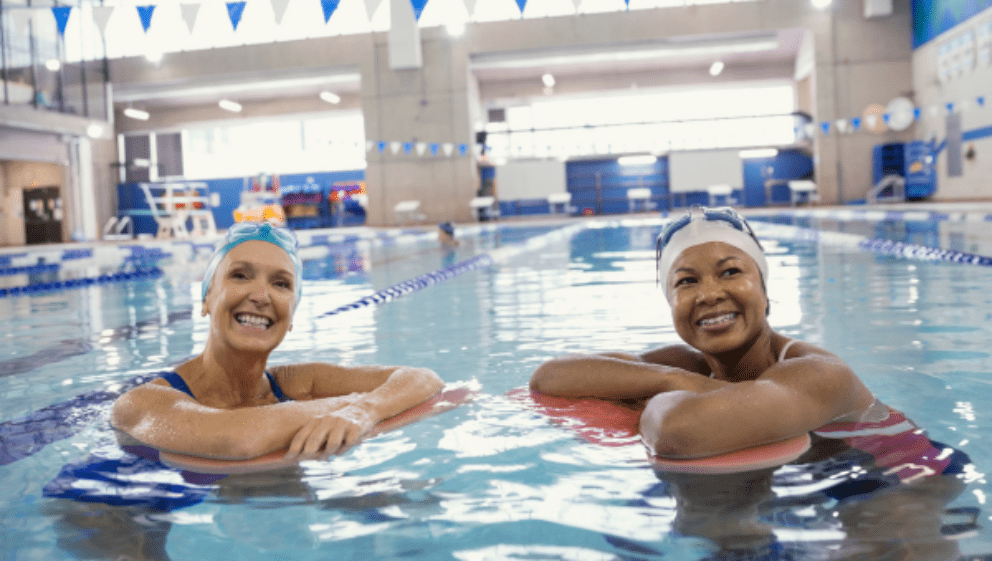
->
[111,222,444,462]
[530,206,884,459]
[438,222,459,248]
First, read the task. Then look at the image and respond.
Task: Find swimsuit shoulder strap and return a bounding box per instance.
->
[159,371,196,400]
[778,339,799,363]
[265,371,291,402]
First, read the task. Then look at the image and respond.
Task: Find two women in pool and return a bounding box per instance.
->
[531,206,883,459]
[111,222,443,462]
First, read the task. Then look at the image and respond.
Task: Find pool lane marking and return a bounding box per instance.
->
[321,222,588,316]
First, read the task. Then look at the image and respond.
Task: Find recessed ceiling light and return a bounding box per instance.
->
[86,123,104,138]
[709,61,724,76]
[542,73,556,87]
[123,107,150,120]
[218,99,242,112]
[319,91,341,104]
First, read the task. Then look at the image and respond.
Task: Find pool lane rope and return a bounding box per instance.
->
[0,268,164,298]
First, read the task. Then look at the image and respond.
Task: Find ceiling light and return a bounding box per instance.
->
[45,59,61,71]
[319,91,341,104]
[617,155,657,166]
[218,99,242,112]
[709,61,724,76]
[123,107,150,120]
[542,73,556,88]
[86,123,104,138]
[811,0,832,9]
[739,148,779,158]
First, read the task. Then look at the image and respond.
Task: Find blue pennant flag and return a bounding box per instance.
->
[226,2,246,30]
[912,107,921,120]
[515,0,526,15]
[624,0,630,9]
[136,5,156,33]
[403,142,414,154]
[320,0,339,23]
[52,6,72,37]
[883,113,891,124]
[430,143,440,156]
[820,121,830,135]
[377,141,387,153]
[946,102,954,114]
[978,96,985,107]
[411,0,429,20]
[850,117,861,131]
[458,143,468,156]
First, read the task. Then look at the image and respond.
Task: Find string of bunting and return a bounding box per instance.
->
[801,94,989,139]
[364,139,475,158]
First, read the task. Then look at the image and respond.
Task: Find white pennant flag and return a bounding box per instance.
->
[364,0,384,22]
[92,6,115,39]
[442,143,454,157]
[864,114,878,129]
[365,140,374,152]
[463,0,479,18]
[180,3,200,34]
[10,9,34,36]
[834,119,849,134]
[415,142,427,156]
[390,141,402,155]
[270,0,291,25]
[928,104,941,117]
[571,0,582,11]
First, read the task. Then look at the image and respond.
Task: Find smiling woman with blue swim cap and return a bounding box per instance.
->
[111,222,443,462]
[530,207,882,460]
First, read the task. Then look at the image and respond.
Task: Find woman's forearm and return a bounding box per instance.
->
[530,354,693,399]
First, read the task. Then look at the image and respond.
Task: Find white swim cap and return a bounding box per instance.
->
[656,206,768,301]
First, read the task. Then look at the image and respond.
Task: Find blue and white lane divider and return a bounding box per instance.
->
[751,222,992,267]
[321,222,587,315]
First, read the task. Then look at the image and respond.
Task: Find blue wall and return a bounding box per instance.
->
[118,169,365,235]
[913,0,992,47]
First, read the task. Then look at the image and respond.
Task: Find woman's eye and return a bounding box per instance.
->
[231,271,248,279]
[674,277,696,287]
[721,267,741,277]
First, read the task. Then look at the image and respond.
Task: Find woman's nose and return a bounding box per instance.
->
[695,276,725,303]
[247,280,272,305]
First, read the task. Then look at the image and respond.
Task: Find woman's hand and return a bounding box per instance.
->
[284,403,376,460]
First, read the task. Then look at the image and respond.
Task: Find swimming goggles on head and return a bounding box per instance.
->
[656,206,763,263]
[201,221,303,307]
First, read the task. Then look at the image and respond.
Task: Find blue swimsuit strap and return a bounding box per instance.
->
[159,371,291,402]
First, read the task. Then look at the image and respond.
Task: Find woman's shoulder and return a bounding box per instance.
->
[640,344,711,375]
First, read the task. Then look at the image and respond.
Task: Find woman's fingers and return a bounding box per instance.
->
[285,413,368,460]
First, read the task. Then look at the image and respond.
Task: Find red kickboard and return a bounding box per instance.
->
[509,387,810,474]
[158,386,476,475]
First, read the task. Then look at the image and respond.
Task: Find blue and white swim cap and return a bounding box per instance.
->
[656,206,767,300]
[201,222,303,310]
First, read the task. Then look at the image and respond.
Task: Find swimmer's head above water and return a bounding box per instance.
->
[656,206,768,303]
[201,222,303,310]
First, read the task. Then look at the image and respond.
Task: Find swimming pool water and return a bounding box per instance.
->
[2,215,992,560]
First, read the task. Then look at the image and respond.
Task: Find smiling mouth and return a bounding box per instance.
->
[236,313,273,329]
[697,312,738,327]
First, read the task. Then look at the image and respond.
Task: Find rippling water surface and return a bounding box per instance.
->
[3,217,992,560]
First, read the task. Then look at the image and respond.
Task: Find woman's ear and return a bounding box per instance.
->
[201,301,209,317]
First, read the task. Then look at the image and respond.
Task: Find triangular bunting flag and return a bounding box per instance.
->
[624,0,630,9]
[365,140,374,152]
[136,5,156,33]
[378,141,387,153]
[820,121,830,135]
[834,119,848,134]
[883,113,891,124]
[180,3,200,33]
[320,0,339,23]
[458,144,468,156]
[865,115,877,128]
[978,96,986,107]
[51,6,72,37]
[226,2,247,31]
[850,117,861,131]
[390,141,402,155]
[92,6,115,38]
[364,0,384,21]
[913,107,921,120]
[515,0,527,15]
[411,0,429,20]
[403,142,414,154]
[10,9,34,36]
[429,143,440,156]
[463,0,478,17]
[927,105,940,117]
[946,102,954,114]
[415,142,427,156]
[270,0,291,25]
[571,0,582,11]
[442,143,453,157]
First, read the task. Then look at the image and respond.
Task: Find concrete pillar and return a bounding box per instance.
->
[361,28,478,227]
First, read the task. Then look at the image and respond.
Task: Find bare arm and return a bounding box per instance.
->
[640,347,874,459]
[529,345,713,399]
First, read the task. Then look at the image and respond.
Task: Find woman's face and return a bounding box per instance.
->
[666,241,768,356]
[202,240,296,355]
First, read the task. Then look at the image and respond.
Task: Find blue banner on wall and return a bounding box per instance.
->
[913,0,992,47]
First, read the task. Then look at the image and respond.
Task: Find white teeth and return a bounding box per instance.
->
[236,313,272,329]
[698,313,736,326]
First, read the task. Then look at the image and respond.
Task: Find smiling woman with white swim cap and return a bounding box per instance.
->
[111,222,443,462]
[530,206,880,460]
